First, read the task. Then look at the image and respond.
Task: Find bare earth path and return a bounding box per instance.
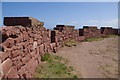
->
[56,37,118,78]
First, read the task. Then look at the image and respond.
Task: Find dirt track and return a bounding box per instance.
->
[57,37,118,78]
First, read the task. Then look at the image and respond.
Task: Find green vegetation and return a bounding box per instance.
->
[112,58,117,62]
[41,53,52,63]
[103,35,118,38]
[34,53,79,78]
[73,75,78,78]
[84,37,104,42]
[69,66,74,71]
[64,40,76,47]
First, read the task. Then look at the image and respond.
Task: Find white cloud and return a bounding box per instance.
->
[86,19,118,28]
[102,19,118,27]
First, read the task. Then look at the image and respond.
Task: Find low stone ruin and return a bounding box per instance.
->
[0,17,118,79]
[4,17,44,28]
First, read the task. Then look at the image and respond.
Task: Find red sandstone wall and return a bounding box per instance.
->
[101,27,118,36]
[0,18,118,79]
[0,25,84,78]
[54,26,84,48]
[82,27,101,39]
[0,26,57,78]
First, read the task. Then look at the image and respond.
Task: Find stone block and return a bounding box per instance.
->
[18,66,26,77]
[79,36,85,41]
[4,17,44,27]
[37,39,42,45]
[33,41,37,50]
[0,51,11,62]
[5,67,18,78]
[1,38,15,49]
[2,58,13,76]
[30,50,36,57]
[22,54,31,65]
[22,31,30,41]
[39,44,44,54]
[11,50,21,58]
[28,60,38,75]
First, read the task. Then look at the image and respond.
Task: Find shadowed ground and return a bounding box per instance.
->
[56,37,118,78]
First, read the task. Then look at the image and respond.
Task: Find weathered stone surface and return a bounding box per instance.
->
[79,36,85,41]
[36,46,40,54]
[37,39,42,45]
[11,50,21,58]
[28,60,38,76]
[12,56,21,67]
[17,62,23,70]
[50,43,56,50]
[33,41,37,50]
[4,17,44,27]
[30,50,36,57]
[1,38,15,49]
[82,26,101,39]
[0,51,11,62]
[18,66,26,77]
[2,58,12,76]
[100,27,118,35]
[26,57,36,69]
[22,31,30,41]
[22,54,31,65]
[37,56,41,64]
[5,67,18,78]
[39,44,44,54]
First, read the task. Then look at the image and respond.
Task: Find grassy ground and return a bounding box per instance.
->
[64,40,77,47]
[103,35,118,38]
[34,53,79,78]
[63,35,118,45]
[84,37,104,42]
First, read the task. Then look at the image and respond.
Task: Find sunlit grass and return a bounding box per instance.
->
[103,35,118,38]
[84,37,104,42]
[34,53,79,78]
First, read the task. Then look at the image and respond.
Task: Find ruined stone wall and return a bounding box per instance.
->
[0,26,58,78]
[101,27,118,35]
[0,17,118,79]
[4,17,44,28]
[0,25,84,78]
[82,26,101,39]
[54,25,84,48]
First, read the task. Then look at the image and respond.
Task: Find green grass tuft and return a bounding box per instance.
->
[54,55,64,61]
[41,53,51,61]
[64,40,76,47]
[69,66,74,71]
[73,75,78,78]
[34,53,79,78]
[103,35,118,38]
[84,37,104,42]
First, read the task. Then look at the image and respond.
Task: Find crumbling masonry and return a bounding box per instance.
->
[0,17,118,78]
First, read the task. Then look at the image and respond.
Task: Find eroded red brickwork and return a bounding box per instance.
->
[0,17,118,79]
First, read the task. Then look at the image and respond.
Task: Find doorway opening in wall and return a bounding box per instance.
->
[101,29,104,34]
[79,29,84,36]
[51,31,56,43]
